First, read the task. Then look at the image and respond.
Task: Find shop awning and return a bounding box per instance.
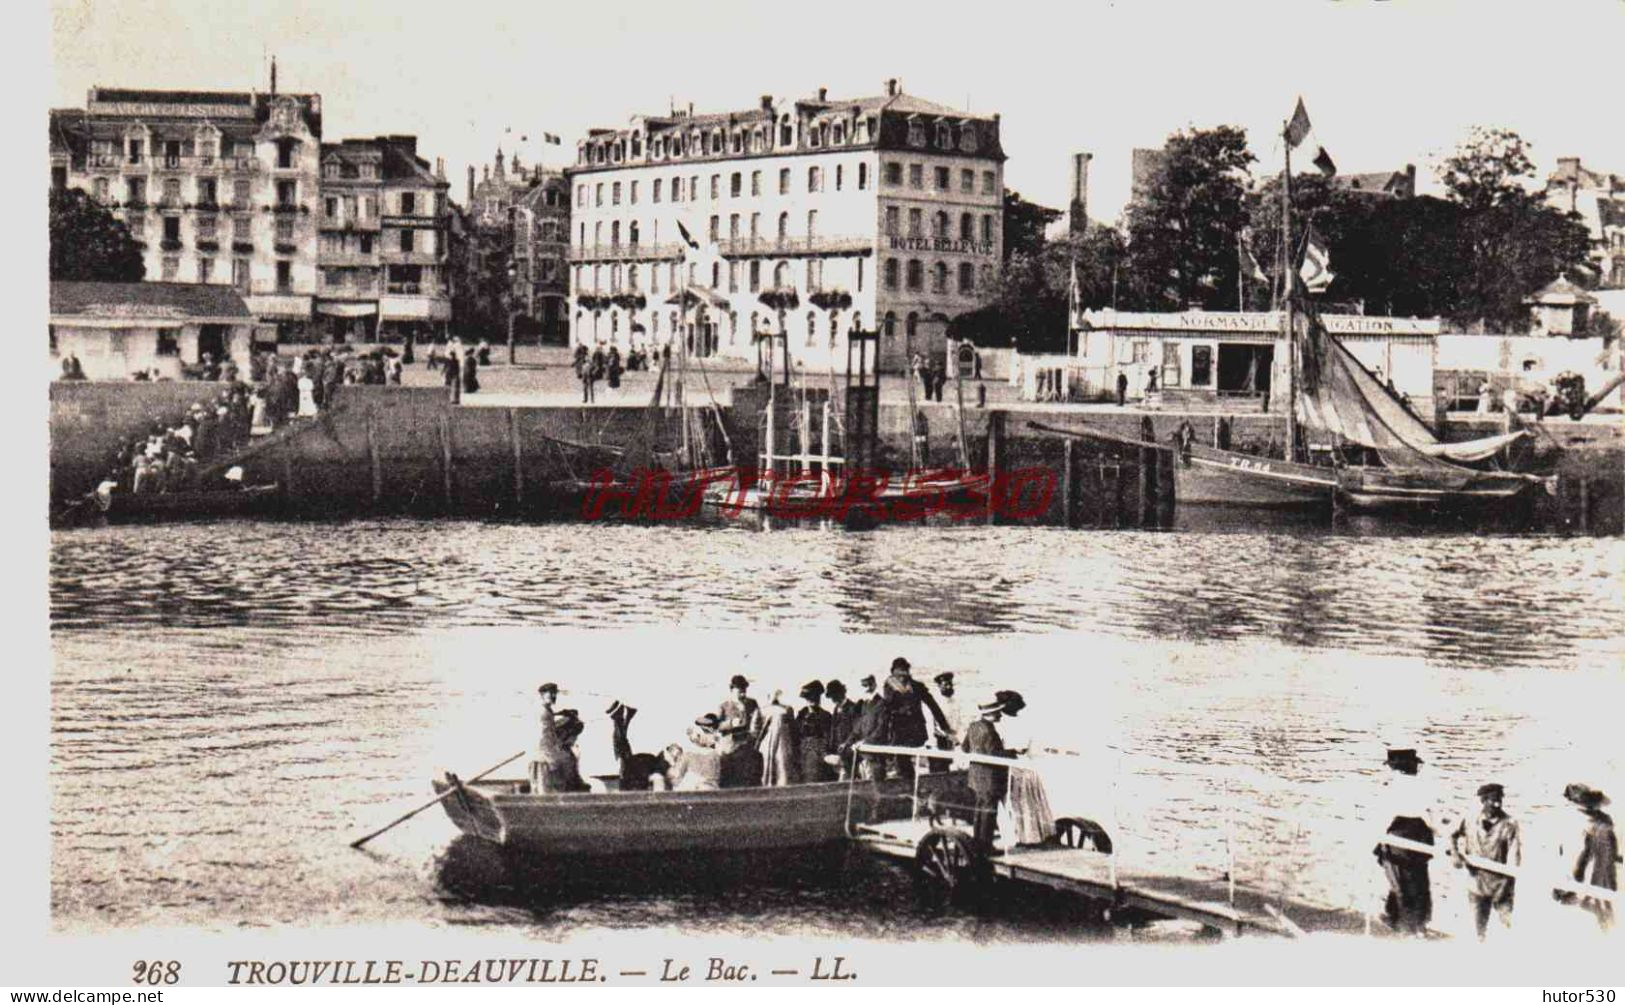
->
[317,302,379,318]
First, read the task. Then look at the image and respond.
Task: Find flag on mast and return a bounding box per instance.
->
[1285,98,1312,149]
[1299,224,1334,293]
[1312,146,1337,177]
[676,220,724,289]
[542,133,561,145]
[1239,230,1268,283]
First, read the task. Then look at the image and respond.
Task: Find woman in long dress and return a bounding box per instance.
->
[993,692,1055,847]
[758,691,798,787]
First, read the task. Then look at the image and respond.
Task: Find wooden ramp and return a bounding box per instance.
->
[854,818,1369,939]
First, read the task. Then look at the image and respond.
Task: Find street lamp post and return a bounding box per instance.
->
[506,262,519,365]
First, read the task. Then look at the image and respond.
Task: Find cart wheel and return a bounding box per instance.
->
[1053,817,1113,854]
[914,827,985,906]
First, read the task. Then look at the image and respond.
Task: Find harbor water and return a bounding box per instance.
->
[50,517,1624,939]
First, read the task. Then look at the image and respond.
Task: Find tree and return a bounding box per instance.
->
[1438,127,1536,211]
[1002,190,1061,261]
[49,188,144,282]
[1122,126,1254,310]
[1439,127,1592,331]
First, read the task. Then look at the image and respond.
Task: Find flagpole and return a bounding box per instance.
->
[1281,119,1298,465]
[1237,232,1246,312]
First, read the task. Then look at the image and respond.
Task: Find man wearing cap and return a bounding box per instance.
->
[795,681,834,783]
[1373,747,1441,936]
[877,658,953,781]
[528,683,579,794]
[1558,783,1617,930]
[963,693,1014,850]
[1451,783,1522,939]
[930,672,964,774]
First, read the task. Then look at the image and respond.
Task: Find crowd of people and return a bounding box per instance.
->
[1373,746,1617,938]
[526,659,1050,851]
[99,385,255,498]
[571,342,662,402]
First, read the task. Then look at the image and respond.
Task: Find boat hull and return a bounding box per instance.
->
[95,484,283,522]
[1173,446,1337,508]
[434,773,961,856]
[1335,468,1540,512]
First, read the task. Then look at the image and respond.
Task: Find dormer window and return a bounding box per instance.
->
[780,116,793,147]
[936,122,951,148]
[323,161,340,179]
[833,122,845,145]
[960,125,979,153]
[907,120,925,147]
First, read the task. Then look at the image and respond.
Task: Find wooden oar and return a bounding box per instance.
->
[350,749,526,849]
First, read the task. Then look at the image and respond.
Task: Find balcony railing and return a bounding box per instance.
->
[569,241,685,263]
[229,157,261,173]
[318,250,381,265]
[387,282,422,295]
[88,154,120,169]
[568,235,874,263]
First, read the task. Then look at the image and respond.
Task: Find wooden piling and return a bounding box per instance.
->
[509,408,524,507]
[282,446,295,503]
[366,408,381,506]
[1138,417,1156,528]
[1578,474,1590,533]
[1062,438,1077,528]
[985,411,1004,525]
[439,414,454,508]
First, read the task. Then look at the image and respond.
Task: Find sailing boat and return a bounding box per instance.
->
[1174,100,1549,513]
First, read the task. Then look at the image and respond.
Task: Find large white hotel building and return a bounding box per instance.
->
[567,80,1005,371]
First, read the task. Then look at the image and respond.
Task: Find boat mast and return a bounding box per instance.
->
[1280,120,1298,465]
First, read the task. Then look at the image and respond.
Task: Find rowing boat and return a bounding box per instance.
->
[434,770,964,856]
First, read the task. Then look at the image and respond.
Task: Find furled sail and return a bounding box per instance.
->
[1294,307,1527,468]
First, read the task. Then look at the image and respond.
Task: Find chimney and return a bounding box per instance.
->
[467,165,475,205]
[1068,152,1092,238]
[884,78,898,98]
[817,87,828,102]
[270,56,277,96]
[760,94,772,112]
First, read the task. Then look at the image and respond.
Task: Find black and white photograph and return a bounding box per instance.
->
[13,0,1625,992]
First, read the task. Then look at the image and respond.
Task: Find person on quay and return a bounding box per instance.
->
[461,348,480,396]
[930,672,964,774]
[877,657,953,782]
[794,680,834,783]
[528,682,580,794]
[1557,783,1618,931]
[1450,782,1522,939]
[1116,370,1129,407]
[758,690,798,786]
[606,700,669,792]
[443,347,462,404]
[963,692,1013,851]
[1373,747,1442,936]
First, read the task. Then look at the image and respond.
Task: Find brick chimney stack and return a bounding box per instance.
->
[1068,152,1092,238]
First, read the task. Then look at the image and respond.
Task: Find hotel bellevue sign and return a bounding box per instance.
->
[887,236,996,256]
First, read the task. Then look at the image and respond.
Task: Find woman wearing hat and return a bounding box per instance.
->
[1558,784,1617,930]
[758,690,799,787]
[991,691,1054,847]
[794,681,834,783]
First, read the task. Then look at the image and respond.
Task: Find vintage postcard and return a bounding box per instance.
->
[14,0,1625,993]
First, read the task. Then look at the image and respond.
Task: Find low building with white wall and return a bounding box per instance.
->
[49,281,255,380]
[1073,309,1439,411]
